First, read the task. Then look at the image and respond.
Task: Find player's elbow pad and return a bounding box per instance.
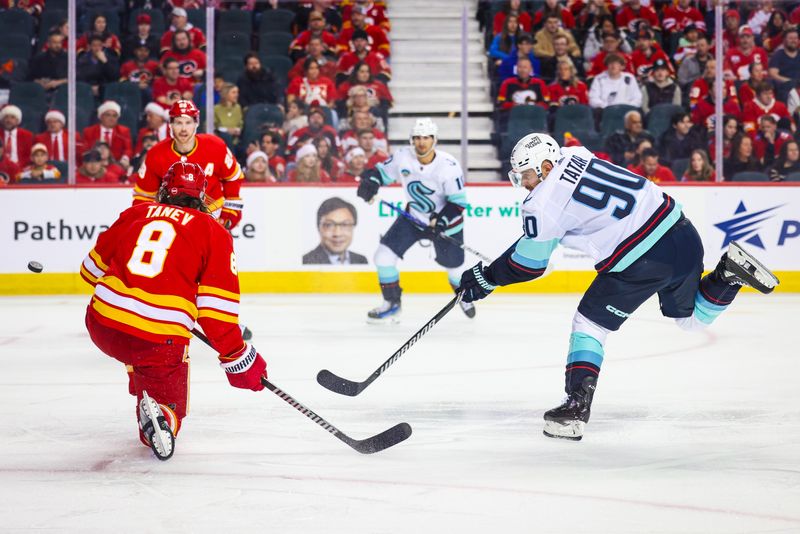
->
[362,167,383,186]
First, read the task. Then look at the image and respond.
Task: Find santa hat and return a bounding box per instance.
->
[246,150,268,168]
[0,104,22,121]
[345,147,365,164]
[31,143,49,156]
[45,110,66,124]
[144,102,168,119]
[296,143,317,160]
[97,100,121,118]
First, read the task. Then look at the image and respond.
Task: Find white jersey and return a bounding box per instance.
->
[511,146,683,274]
[376,147,467,233]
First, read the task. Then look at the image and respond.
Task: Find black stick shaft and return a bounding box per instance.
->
[379,199,493,263]
[191,328,412,454]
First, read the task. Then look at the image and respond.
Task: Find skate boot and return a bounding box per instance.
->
[715,241,780,294]
[240,324,253,341]
[451,283,476,318]
[139,390,175,461]
[367,299,401,324]
[543,376,596,441]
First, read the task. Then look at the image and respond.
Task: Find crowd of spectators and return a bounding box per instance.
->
[0,0,394,186]
[481,0,800,182]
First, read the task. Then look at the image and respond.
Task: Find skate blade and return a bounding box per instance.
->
[140,392,175,461]
[459,303,476,319]
[728,241,780,293]
[366,312,402,325]
[543,420,584,441]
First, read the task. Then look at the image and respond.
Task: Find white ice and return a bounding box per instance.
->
[1,293,798,533]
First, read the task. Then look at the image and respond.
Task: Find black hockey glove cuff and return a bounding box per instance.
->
[357,168,382,202]
[458,262,497,303]
[430,201,464,234]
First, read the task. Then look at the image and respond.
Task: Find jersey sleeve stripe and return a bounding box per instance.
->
[95,284,197,329]
[197,295,239,315]
[91,298,193,338]
[514,237,559,261]
[447,191,468,207]
[508,256,547,274]
[375,162,394,185]
[80,265,99,286]
[82,254,105,279]
[222,164,243,181]
[198,285,240,302]
[197,308,239,324]
[102,276,198,316]
[133,184,157,197]
[89,248,109,271]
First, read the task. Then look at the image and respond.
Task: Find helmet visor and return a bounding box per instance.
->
[507,170,523,188]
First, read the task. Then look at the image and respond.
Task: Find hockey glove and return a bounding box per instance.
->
[459,262,497,303]
[219,198,244,230]
[219,344,267,391]
[356,171,381,203]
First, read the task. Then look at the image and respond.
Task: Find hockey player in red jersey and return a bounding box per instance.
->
[133,100,245,230]
[83,161,267,460]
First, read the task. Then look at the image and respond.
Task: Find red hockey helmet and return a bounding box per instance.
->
[168,99,200,122]
[160,161,207,201]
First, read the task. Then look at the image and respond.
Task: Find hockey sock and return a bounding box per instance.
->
[564,332,603,393]
[692,270,741,326]
[379,280,402,303]
[446,268,462,290]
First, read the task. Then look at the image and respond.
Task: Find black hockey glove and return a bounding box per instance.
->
[426,216,448,238]
[459,262,497,303]
[427,202,464,238]
[357,170,382,202]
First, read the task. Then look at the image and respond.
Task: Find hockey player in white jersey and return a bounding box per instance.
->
[357,118,473,323]
[458,133,780,441]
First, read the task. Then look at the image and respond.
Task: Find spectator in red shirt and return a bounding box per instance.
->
[631,148,677,182]
[692,79,742,134]
[762,10,788,53]
[337,62,393,118]
[630,28,673,83]
[587,30,633,79]
[708,114,741,162]
[340,110,388,154]
[724,26,769,81]
[152,58,195,109]
[340,146,366,182]
[742,82,793,134]
[82,100,133,169]
[496,57,549,111]
[75,13,121,57]
[34,110,81,163]
[615,0,659,33]
[290,10,339,62]
[162,30,206,82]
[136,103,171,154]
[532,0,576,29]
[338,6,391,57]
[120,43,160,91]
[287,57,339,108]
[547,60,589,106]
[689,59,740,108]
[260,130,287,180]
[341,0,391,33]
[161,7,206,55]
[493,0,532,34]
[289,36,338,82]
[286,143,331,182]
[682,149,716,182]
[356,128,388,169]
[315,136,345,181]
[76,149,121,184]
[0,137,20,185]
[753,115,793,167]
[1,105,33,167]
[287,106,340,158]
[720,9,740,53]
[662,0,705,34]
[243,150,275,183]
[738,62,769,108]
[335,28,391,86]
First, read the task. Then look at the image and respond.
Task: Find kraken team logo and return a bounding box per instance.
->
[407,181,436,213]
[713,201,782,249]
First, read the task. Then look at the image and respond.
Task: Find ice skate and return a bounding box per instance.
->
[139,390,175,461]
[717,241,780,294]
[367,300,401,324]
[543,376,596,441]
[450,284,476,318]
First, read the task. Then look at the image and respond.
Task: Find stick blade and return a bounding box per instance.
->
[352,422,412,454]
[316,369,364,397]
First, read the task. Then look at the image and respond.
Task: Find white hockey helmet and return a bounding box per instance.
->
[409,117,438,143]
[508,133,561,187]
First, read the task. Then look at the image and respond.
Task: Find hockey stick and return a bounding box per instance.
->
[378,199,493,263]
[316,292,463,396]
[191,328,412,454]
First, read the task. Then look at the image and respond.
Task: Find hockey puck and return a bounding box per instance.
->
[27,261,43,273]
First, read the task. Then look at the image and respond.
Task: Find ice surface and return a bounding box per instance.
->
[0,293,798,533]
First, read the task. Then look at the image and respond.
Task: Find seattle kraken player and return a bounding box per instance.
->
[458,133,780,441]
[357,118,473,323]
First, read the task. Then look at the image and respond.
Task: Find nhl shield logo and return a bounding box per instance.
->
[401,169,411,177]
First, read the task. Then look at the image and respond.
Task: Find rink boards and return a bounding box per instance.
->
[3,183,799,294]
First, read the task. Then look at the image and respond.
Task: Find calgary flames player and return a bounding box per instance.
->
[133,100,245,230]
[82,162,267,461]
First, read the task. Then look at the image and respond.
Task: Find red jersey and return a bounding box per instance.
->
[0,157,20,184]
[630,163,677,183]
[268,154,286,179]
[80,202,244,356]
[152,77,195,108]
[493,11,533,34]
[547,80,589,106]
[615,5,660,32]
[337,80,393,105]
[286,168,332,182]
[286,76,339,107]
[161,49,207,79]
[120,59,160,85]
[689,78,738,108]
[742,99,792,134]
[288,56,337,82]
[753,130,793,162]
[662,5,705,32]
[134,134,243,214]
[724,46,769,81]
[497,76,550,110]
[341,128,388,154]
[587,50,633,78]
[365,150,387,170]
[341,1,391,32]
[336,50,391,81]
[691,97,742,132]
[338,25,391,57]
[160,27,206,54]
[290,31,339,55]
[630,47,674,80]
[532,8,576,29]
[338,170,361,183]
